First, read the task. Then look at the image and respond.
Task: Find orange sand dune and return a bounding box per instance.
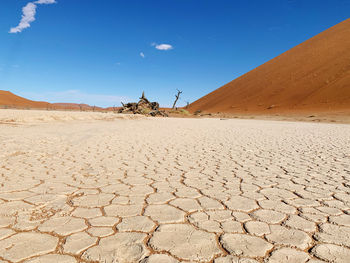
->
[0,90,51,109]
[188,18,350,114]
[0,91,100,111]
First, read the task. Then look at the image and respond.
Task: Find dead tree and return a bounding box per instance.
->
[172,89,182,109]
[140,91,146,100]
[79,104,83,111]
[118,92,168,117]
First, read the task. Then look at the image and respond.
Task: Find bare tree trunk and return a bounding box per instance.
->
[172,90,182,109]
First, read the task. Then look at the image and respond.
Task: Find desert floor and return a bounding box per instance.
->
[0,110,349,263]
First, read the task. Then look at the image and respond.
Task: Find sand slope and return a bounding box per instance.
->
[0,90,50,109]
[189,18,350,114]
[0,91,101,111]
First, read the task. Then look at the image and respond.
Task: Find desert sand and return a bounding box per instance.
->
[0,109,143,124]
[0,109,349,262]
[189,18,350,114]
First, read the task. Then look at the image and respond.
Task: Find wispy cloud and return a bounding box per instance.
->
[152,43,174,51]
[22,90,129,107]
[9,0,56,33]
[140,52,145,58]
[35,0,56,3]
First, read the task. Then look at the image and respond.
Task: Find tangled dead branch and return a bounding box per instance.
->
[119,92,168,117]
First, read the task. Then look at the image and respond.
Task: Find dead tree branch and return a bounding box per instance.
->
[172,89,183,109]
[118,92,168,117]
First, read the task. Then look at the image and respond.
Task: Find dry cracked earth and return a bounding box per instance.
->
[0,115,349,263]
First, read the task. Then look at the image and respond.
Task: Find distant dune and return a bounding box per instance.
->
[0,90,100,111]
[188,18,350,114]
[52,103,103,111]
[0,90,51,109]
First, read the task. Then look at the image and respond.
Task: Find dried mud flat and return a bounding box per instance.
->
[0,110,349,263]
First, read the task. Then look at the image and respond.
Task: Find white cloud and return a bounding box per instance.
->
[152,43,173,51]
[140,52,145,58]
[9,0,56,33]
[9,3,37,33]
[35,0,56,4]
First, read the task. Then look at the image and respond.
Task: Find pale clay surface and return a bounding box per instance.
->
[0,109,349,262]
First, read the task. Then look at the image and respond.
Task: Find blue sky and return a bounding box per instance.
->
[0,0,349,107]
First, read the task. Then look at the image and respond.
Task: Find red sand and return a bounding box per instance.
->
[188,19,350,114]
[0,90,51,109]
[0,91,100,111]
